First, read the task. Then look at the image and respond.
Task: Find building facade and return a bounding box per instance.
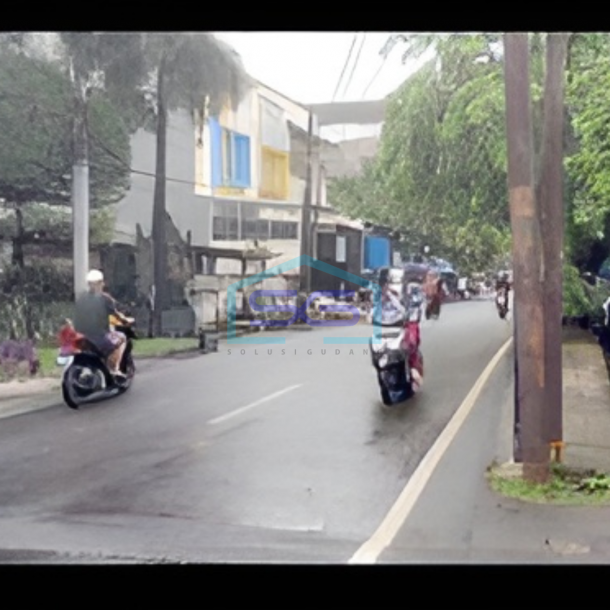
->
[107,77,363,331]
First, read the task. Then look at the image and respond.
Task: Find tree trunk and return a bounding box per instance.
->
[151,61,169,336]
[12,203,24,269]
[72,71,90,300]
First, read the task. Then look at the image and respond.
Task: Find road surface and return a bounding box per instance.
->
[0,299,511,563]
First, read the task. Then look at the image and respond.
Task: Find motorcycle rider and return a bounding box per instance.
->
[379,269,405,324]
[374,267,424,396]
[495,271,511,297]
[73,269,134,379]
[424,271,443,319]
[495,271,511,315]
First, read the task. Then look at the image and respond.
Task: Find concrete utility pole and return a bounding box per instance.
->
[503,33,549,483]
[299,109,314,294]
[72,77,89,299]
[536,33,570,447]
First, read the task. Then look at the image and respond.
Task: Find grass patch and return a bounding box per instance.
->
[38,346,62,378]
[487,462,610,506]
[0,337,200,383]
[131,337,199,358]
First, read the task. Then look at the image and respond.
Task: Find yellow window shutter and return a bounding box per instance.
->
[281,153,289,199]
[262,148,273,196]
[260,147,289,200]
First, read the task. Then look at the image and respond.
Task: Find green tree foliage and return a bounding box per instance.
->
[0,43,131,339]
[0,45,131,207]
[330,34,515,275]
[331,32,610,287]
[565,34,610,243]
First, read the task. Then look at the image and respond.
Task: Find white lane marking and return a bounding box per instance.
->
[348,336,514,564]
[207,384,302,425]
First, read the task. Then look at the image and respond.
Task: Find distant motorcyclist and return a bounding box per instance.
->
[424,271,443,319]
[495,271,511,318]
[73,269,133,379]
[495,271,511,294]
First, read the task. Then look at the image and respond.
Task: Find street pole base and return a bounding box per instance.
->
[523,461,550,483]
[550,440,565,463]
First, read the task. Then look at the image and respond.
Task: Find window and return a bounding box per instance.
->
[212,201,239,241]
[213,217,239,240]
[270,221,298,240]
[209,117,251,189]
[213,202,296,242]
[232,133,250,188]
[336,235,346,263]
[240,205,270,240]
[260,146,290,200]
[241,219,269,240]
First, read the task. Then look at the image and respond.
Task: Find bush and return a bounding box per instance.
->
[0,299,73,343]
[584,282,610,324]
[562,261,610,327]
[563,263,593,318]
[2,260,73,303]
[0,339,39,380]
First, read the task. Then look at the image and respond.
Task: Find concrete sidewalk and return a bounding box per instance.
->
[562,327,610,472]
[380,327,610,563]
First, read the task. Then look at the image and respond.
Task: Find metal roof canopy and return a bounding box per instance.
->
[308,99,387,127]
[189,245,279,261]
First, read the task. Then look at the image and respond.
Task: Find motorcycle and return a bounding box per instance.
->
[495,287,509,319]
[369,289,424,406]
[57,317,137,410]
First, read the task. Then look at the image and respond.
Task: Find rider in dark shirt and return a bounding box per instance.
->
[495,271,511,294]
[73,269,132,378]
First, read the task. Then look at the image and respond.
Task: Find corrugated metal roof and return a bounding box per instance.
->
[307,99,387,127]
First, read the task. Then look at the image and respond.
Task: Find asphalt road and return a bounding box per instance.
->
[0,298,511,563]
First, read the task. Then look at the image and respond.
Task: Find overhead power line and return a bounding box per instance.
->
[362,35,398,99]
[332,33,358,102]
[362,53,389,99]
[341,33,366,100]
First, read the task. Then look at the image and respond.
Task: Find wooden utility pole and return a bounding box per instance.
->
[536,33,570,447]
[299,109,314,294]
[503,33,549,483]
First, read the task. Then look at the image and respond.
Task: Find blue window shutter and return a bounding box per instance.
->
[209,117,222,188]
[232,134,250,188]
[365,236,390,269]
[242,136,251,187]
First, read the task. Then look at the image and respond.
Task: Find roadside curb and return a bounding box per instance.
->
[495,351,516,466]
[0,378,61,403]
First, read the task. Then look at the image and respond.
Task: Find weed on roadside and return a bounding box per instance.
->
[487,462,610,505]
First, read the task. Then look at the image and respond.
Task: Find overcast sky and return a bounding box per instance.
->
[213,32,427,105]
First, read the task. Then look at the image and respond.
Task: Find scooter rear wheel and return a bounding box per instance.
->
[62,363,106,409]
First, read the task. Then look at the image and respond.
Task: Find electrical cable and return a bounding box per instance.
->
[341,33,366,100]
[332,33,358,102]
[362,53,389,99]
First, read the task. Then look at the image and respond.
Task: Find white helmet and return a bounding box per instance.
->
[86,269,104,283]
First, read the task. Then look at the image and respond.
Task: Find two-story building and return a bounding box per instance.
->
[104,77,364,332]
